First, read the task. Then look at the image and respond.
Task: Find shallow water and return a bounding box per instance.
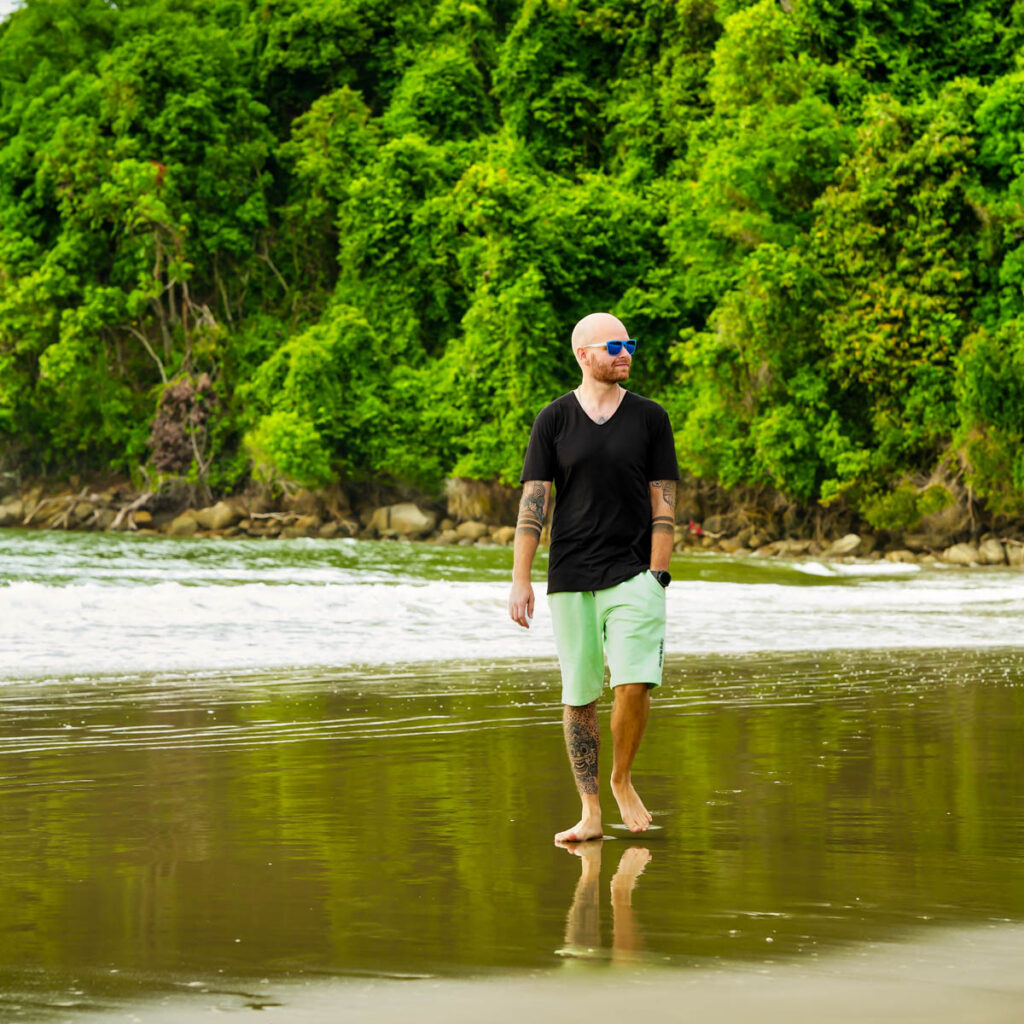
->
[2,532,1023,1018]
[3,530,1024,678]
[1,646,1022,1019]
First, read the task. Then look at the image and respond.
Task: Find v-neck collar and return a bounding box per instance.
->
[572,387,628,426]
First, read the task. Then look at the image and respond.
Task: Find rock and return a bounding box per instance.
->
[94,508,116,531]
[456,520,490,541]
[719,536,746,554]
[747,531,769,550]
[978,538,1007,565]
[458,537,476,546]
[904,531,951,553]
[493,526,517,546]
[884,549,917,563]
[282,515,322,538]
[369,503,437,538]
[318,522,341,539]
[167,512,199,537]
[1007,541,1024,568]
[445,478,519,526]
[195,501,242,531]
[859,534,878,555]
[0,499,25,526]
[71,501,96,524]
[776,539,813,557]
[826,533,862,557]
[440,518,455,531]
[475,537,496,547]
[435,529,459,545]
[942,542,980,566]
[133,509,153,526]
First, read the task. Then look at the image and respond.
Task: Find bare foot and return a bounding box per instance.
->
[610,779,652,833]
[555,816,603,843]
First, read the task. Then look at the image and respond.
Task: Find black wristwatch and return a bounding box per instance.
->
[650,569,671,588]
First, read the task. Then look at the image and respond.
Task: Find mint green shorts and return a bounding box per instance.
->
[548,571,667,706]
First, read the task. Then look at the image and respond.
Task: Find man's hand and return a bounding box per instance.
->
[509,580,535,628]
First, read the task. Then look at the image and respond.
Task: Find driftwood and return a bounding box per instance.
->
[22,493,63,526]
[111,492,154,532]
[52,488,90,530]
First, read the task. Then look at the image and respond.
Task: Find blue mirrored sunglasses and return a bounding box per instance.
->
[580,339,637,355]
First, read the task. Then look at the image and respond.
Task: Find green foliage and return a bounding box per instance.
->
[2,0,1024,521]
[861,483,953,532]
[245,409,334,490]
[954,321,1024,515]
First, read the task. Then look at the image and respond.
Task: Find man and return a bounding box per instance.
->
[508,312,678,842]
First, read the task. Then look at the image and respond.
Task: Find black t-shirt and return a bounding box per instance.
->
[520,390,679,594]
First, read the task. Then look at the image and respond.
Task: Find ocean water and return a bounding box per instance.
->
[1,530,1023,680]
[1,530,1023,1020]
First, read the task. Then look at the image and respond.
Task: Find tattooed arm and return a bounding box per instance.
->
[509,480,551,629]
[649,479,676,572]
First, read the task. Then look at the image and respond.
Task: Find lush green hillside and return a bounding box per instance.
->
[2,0,1023,527]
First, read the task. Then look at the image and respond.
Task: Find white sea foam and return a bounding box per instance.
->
[2,558,1024,679]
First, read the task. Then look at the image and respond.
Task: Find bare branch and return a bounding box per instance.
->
[126,325,168,384]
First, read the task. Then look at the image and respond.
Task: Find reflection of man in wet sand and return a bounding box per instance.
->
[556,841,652,961]
[508,312,678,842]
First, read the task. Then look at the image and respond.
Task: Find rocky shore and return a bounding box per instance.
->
[0,475,1022,567]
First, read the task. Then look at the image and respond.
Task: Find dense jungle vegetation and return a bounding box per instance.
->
[3,0,1024,527]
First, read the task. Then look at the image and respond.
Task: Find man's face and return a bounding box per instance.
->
[581,337,632,384]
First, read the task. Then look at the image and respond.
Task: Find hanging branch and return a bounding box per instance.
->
[126,325,168,384]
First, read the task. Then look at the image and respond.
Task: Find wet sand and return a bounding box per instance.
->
[36,924,1024,1022]
[1,649,1023,1020]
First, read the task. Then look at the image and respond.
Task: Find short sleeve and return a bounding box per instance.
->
[646,406,679,481]
[521,404,557,482]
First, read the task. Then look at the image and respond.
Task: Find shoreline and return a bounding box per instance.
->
[24,922,1024,1023]
[0,475,1022,568]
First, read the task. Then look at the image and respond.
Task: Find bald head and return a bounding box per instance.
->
[571,312,628,355]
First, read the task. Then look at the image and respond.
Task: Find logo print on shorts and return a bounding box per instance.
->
[658,638,664,668]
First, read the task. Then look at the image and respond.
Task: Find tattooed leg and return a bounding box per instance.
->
[554,702,604,843]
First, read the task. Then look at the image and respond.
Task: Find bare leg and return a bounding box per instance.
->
[610,683,652,833]
[554,701,603,843]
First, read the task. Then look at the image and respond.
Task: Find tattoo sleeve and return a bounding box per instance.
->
[564,703,600,796]
[650,479,676,535]
[516,481,547,539]
[650,479,676,508]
